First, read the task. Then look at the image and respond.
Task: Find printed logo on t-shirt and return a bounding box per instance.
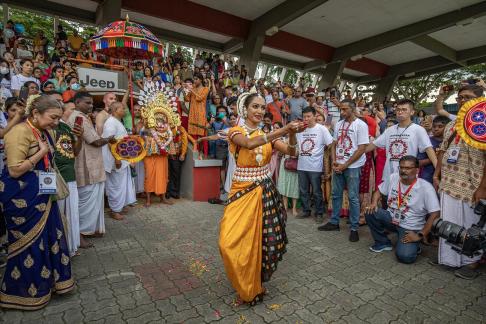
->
[300,138,315,156]
[56,134,74,159]
[389,138,408,161]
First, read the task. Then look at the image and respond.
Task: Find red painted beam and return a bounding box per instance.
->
[265,32,389,77]
[264,31,334,62]
[345,57,389,77]
[122,0,250,39]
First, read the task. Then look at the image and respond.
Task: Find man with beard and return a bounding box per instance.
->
[364,156,440,264]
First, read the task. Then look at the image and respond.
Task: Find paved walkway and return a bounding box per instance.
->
[1,199,486,323]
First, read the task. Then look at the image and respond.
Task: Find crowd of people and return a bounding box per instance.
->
[0,19,485,310]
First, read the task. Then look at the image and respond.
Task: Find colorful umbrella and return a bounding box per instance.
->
[89,15,163,60]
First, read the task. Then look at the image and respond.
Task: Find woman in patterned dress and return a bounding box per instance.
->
[219,92,305,305]
[0,96,74,310]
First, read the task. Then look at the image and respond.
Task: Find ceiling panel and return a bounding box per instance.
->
[189,0,285,20]
[281,0,483,47]
[365,41,437,65]
[262,46,313,64]
[429,15,486,50]
[343,68,367,77]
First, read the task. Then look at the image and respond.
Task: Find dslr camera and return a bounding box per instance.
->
[432,200,486,258]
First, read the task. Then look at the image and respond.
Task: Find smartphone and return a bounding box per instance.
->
[19,86,29,102]
[442,85,454,92]
[75,116,83,127]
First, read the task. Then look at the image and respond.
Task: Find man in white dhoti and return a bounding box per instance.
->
[68,92,116,242]
[434,84,486,280]
[102,102,136,220]
[52,98,84,255]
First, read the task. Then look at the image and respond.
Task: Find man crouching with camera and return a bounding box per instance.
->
[433,84,486,280]
[364,156,440,264]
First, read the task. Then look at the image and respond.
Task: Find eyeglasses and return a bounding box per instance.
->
[456,95,476,101]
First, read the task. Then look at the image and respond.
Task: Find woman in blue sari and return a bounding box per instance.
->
[0,95,74,310]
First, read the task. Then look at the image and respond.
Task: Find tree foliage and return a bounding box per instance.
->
[391,63,486,103]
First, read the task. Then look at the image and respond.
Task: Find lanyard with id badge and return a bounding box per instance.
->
[336,121,352,162]
[447,131,461,164]
[392,179,417,225]
[27,120,57,195]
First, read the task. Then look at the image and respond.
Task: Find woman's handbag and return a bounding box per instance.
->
[284,157,298,172]
[54,166,69,201]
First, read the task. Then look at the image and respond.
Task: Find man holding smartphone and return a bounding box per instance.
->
[68,92,116,241]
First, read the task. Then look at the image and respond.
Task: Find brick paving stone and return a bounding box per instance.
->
[1,200,485,323]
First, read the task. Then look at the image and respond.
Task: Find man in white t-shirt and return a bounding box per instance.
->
[296,106,334,221]
[366,99,437,184]
[364,156,440,264]
[318,100,369,242]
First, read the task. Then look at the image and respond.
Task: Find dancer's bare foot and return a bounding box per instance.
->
[292,209,298,217]
[111,212,124,220]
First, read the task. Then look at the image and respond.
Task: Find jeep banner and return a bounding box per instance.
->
[78,67,120,91]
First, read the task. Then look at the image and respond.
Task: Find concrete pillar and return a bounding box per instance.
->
[279,67,287,82]
[318,60,346,89]
[338,80,346,92]
[239,35,264,79]
[261,64,268,79]
[96,0,122,26]
[350,83,358,96]
[3,4,9,28]
[373,75,399,102]
[53,16,59,33]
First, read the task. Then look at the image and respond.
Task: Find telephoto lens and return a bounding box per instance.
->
[432,219,467,245]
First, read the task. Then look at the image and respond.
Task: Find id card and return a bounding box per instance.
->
[447,147,460,164]
[39,171,57,194]
[336,147,345,160]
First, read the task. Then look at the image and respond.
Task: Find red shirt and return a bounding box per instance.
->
[363,115,377,138]
[266,100,287,123]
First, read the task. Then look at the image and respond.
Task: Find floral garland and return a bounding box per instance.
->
[149,128,173,155]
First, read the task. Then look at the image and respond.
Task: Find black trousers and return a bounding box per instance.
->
[168,157,183,197]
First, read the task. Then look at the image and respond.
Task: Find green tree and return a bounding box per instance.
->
[283,69,298,85]
[392,63,486,103]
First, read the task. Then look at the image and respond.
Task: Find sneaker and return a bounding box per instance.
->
[454,266,480,280]
[317,222,340,231]
[296,212,311,219]
[369,243,393,253]
[349,230,359,242]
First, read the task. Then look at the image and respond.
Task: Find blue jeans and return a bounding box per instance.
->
[365,208,420,264]
[298,170,324,215]
[330,167,361,230]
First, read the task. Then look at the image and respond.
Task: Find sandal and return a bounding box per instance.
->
[248,293,264,306]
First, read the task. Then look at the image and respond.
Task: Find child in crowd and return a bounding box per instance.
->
[418,115,449,184]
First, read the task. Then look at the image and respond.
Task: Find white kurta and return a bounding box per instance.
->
[57,181,80,256]
[78,182,105,235]
[102,116,136,212]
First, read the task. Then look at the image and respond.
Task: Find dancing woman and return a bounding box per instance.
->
[219,91,305,305]
[0,96,74,310]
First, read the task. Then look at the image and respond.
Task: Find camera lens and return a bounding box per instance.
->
[433,219,466,245]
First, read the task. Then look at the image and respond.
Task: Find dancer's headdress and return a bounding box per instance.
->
[236,86,261,118]
[138,81,180,129]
